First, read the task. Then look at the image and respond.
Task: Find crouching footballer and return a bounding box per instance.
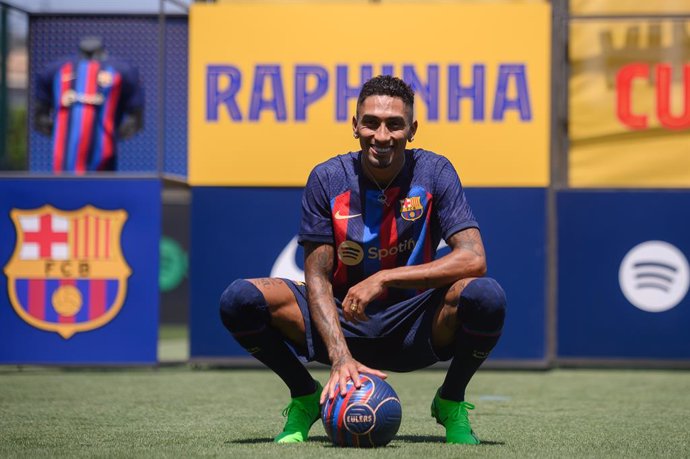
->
[219,75,507,445]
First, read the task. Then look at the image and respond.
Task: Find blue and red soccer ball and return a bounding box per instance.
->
[321,373,402,448]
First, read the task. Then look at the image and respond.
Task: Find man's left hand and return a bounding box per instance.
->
[342,272,385,322]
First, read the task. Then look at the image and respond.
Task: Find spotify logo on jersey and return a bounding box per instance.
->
[619,241,690,313]
[338,241,364,266]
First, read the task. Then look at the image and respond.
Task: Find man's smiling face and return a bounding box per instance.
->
[353,95,417,170]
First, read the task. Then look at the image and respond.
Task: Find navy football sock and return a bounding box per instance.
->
[220,279,316,398]
[440,278,506,402]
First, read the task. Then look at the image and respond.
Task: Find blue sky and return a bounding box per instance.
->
[5,0,190,39]
[5,0,190,14]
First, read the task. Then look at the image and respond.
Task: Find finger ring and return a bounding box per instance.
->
[350,302,358,312]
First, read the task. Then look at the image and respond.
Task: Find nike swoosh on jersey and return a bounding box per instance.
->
[334,211,362,220]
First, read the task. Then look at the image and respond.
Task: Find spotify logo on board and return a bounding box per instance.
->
[619,241,689,313]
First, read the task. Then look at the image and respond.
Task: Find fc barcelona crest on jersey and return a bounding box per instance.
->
[3,205,131,339]
[97,70,114,88]
[400,196,424,221]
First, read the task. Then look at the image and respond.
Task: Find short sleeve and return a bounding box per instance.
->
[118,63,144,112]
[35,61,62,106]
[298,166,334,245]
[434,157,478,240]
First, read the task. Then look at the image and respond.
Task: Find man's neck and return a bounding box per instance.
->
[361,153,405,188]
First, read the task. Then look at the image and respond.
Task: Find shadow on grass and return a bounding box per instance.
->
[229,435,504,446]
[228,438,273,444]
[229,435,331,445]
[395,435,504,446]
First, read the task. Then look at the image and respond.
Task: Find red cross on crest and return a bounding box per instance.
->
[23,215,68,258]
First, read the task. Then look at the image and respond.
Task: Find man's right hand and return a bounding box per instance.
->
[321,355,388,404]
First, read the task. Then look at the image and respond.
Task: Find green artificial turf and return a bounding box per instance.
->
[1,367,688,457]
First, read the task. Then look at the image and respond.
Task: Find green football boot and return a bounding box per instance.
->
[430,389,481,445]
[274,381,323,443]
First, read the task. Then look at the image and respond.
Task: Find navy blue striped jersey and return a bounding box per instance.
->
[299,148,478,308]
[36,56,144,172]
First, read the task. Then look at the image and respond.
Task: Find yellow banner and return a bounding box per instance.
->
[569,20,690,187]
[189,3,550,187]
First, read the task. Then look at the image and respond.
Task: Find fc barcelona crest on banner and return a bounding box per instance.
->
[3,205,131,339]
[400,196,424,222]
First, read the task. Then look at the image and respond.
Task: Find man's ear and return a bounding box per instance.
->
[352,115,359,138]
[409,120,418,141]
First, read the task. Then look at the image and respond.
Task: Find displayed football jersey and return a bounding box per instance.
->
[36,56,144,173]
[299,148,478,309]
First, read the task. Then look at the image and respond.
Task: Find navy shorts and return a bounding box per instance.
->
[282,279,453,372]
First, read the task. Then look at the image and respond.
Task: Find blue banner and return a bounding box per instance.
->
[190,187,546,363]
[0,178,160,364]
[558,191,690,360]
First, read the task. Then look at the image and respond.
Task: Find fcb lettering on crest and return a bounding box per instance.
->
[400,196,424,221]
[2,205,131,339]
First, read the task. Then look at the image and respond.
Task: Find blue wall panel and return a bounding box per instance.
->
[190,187,304,358]
[558,191,690,359]
[190,187,546,362]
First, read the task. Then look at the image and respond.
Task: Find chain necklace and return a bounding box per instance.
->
[362,155,406,206]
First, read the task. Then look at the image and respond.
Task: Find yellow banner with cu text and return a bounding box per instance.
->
[569,20,690,187]
[189,3,551,187]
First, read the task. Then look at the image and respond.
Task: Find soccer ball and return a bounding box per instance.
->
[321,373,402,448]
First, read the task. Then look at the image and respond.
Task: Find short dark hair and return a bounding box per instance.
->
[357,75,415,113]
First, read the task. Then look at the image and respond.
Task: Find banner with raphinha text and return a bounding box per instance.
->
[189,3,551,187]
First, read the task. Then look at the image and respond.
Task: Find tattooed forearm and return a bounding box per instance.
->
[376,228,486,290]
[304,243,351,363]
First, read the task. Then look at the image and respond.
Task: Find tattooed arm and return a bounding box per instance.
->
[341,228,486,308]
[304,242,387,402]
[303,242,348,370]
[383,227,486,289]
